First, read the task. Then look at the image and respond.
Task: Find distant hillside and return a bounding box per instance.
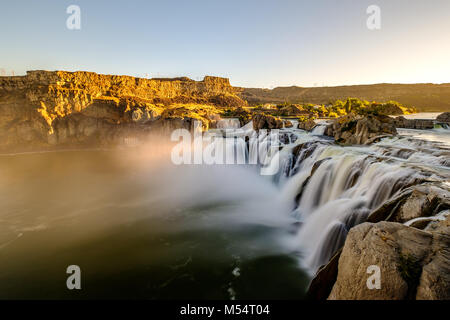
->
[240,83,450,112]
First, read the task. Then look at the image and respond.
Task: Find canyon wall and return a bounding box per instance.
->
[0,70,245,151]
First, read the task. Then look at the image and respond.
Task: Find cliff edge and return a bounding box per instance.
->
[0,70,245,150]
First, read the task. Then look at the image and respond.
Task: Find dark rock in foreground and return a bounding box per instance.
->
[309,182,450,300]
[328,220,450,300]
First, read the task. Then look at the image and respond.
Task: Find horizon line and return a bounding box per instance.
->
[1,69,450,89]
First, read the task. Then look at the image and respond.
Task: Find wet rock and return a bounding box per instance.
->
[394,116,434,129]
[252,113,284,130]
[367,183,450,225]
[436,112,450,123]
[393,186,449,223]
[328,221,450,300]
[326,114,397,145]
[297,119,316,131]
[307,249,342,300]
[284,120,293,128]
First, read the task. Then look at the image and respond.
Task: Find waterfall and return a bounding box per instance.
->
[198,118,449,275]
[311,124,327,135]
[290,120,299,129]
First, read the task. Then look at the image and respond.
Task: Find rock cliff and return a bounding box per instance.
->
[0,70,245,150]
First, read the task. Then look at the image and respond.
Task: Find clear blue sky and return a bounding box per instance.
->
[1,0,450,88]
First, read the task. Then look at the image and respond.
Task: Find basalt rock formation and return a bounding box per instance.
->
[252,113,284,130]
[394,116,434,130]
[0,70,245,151]
[328,219,450,300]
[437,112,450,123]
[325,113,397,145]
[308,182,450,300]
[297,119,317,131]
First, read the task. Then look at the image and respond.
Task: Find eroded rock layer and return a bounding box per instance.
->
[0,70,245,150]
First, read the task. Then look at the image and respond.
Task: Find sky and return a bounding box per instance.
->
[1,0,450,88]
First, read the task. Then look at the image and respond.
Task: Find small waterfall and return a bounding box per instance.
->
[435,123,449,130]
[311,124,327,135]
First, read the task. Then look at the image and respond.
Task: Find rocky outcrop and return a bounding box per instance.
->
[307,181,450,300]
[325,114,397,145]
[252,113,284,130]
[394,116,434,129]
[307,249,341,300]
[437,112,450,123]
[0,70,245,151]
[222,107,252,126]
[328,221,450,300]
[276,104,310,116]
[297,119,316,131]
[367,183,450,225]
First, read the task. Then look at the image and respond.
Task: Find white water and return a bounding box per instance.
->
[311,124,327,136]
[199,118,450,274]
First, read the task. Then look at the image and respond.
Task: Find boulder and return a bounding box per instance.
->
[284,120,293,128]
[436,112,450,123]
[328,221,450,300]
[326,114,397,145]
[252,113,284,130]
[367,183,450,225]
[298,119,316,131]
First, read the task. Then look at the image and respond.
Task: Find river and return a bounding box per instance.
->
[0,115,448,299]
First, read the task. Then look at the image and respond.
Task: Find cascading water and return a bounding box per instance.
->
[311,124,327,135]
[207,117,450,275]
[2,113,449,298]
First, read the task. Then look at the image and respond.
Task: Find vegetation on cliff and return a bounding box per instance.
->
[254,98,415,119]
[0,70,245,150]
